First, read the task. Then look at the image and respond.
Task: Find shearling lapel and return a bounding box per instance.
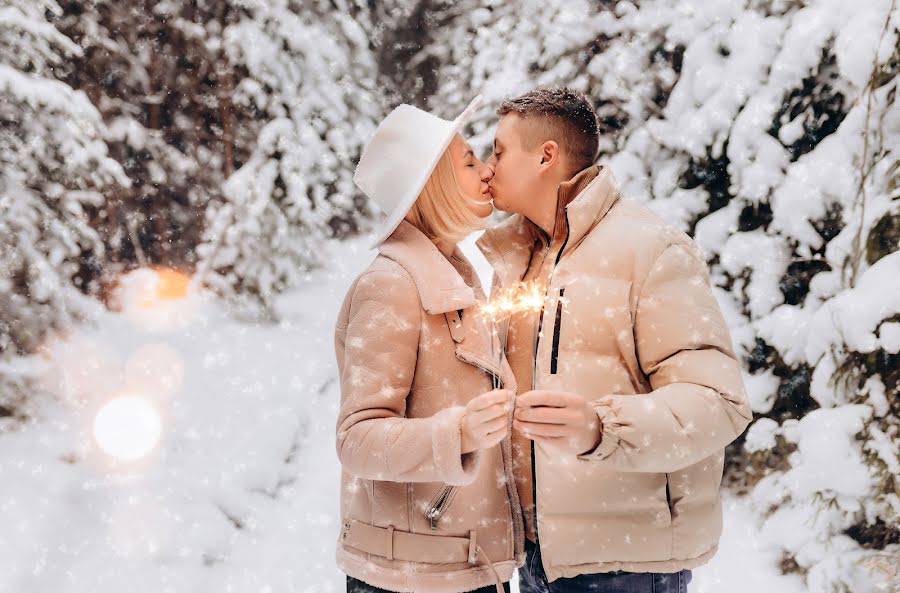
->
[378,220,514,389]
[378,220,475,314]
[444,248,515,389]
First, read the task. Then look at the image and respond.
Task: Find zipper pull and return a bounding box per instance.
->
[425,485,455,530]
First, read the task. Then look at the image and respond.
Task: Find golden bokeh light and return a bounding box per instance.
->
[137,266,191,307]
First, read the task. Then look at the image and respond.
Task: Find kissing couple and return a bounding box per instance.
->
[334,88,753,593]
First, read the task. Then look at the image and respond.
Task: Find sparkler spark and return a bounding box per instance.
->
[476,280,548,324]
[476,280,550,389]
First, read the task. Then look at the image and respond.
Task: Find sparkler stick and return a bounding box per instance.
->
[532,317,539,390]
[476,296,512,390]
[512,281,546,391]
[476,280,547,390]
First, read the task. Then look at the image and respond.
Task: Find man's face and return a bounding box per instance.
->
[447,134,494,219]
[485,114,540,215]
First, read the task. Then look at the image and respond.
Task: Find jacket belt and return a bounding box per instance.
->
[341,518,505,593]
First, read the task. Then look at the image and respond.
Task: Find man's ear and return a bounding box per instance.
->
[539,140,560,169]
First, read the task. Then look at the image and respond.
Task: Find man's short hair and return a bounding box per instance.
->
[496,87,600,175]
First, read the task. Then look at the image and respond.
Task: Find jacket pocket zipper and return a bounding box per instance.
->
[456,350,503,389]
[425,484,459,530]
[550,287,565,375]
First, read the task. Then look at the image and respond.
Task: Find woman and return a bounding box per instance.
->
[334,96,525,593]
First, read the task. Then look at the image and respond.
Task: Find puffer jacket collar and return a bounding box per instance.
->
[476,164,621,287]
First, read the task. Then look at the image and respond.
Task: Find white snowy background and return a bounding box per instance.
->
[0,236,810,593]
[1,0,897,592]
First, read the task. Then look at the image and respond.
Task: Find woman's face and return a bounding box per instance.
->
[448,134,494,218]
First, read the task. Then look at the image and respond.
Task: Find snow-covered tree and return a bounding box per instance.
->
[407,0,899,589]
[0,1,897,589]
[0,0,131,419]
[54,0,255,268]
[0,0,129,353]
[194,0,382,318]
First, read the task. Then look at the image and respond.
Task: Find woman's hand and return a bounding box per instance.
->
[460,389,515,454]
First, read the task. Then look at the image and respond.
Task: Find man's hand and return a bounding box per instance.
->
[513,390,603,455]
[461,389,515,454]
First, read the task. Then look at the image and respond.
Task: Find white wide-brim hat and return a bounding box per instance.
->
[354,95,484,249]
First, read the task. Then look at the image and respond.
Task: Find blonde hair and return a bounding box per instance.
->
[404,146,488,245]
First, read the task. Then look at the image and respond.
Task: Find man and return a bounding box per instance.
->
[476,88,753,592]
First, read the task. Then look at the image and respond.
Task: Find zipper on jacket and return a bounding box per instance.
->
[500,403,525,559]
[530,210,571,545]
[425,483,459,530]
[425,315,503,532]
[458,351,503,390]
[550,287,565,375]
[529,243,551,377]
[532,212,571,363]
[529,206,571,362]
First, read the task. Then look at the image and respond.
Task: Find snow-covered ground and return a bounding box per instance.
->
[1,236,808,593]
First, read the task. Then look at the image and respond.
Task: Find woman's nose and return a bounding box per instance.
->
[481,163,494,182]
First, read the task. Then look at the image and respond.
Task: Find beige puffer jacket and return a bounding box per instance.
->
[476,164,753,582]
[334,219,524,593]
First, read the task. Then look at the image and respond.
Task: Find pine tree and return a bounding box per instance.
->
[0,0,132,420]
[194,0,382,319]
[0,0,129,354]
[413,0,899,587]
[54,0,254,269]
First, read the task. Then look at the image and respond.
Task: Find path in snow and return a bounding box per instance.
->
[0,236,805,593]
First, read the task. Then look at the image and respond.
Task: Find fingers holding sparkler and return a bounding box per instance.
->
[513,390,603,456]
[476,279,549,389]
[461,389,516,453]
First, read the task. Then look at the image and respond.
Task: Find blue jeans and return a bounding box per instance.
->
[346,575,511,593]
[519,538,692,593]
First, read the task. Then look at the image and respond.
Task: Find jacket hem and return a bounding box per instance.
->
[543,542,718,582]
[337,545,515,593]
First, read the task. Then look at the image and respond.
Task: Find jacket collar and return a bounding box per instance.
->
[476,164,621,288]
[377,219,476,314]
[534,164,600,246]
[377,219,516,389]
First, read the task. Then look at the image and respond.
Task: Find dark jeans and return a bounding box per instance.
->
[519,538,692,593]
[347,575,512,593]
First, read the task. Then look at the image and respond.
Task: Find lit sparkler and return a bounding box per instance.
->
[477,280,548,389]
